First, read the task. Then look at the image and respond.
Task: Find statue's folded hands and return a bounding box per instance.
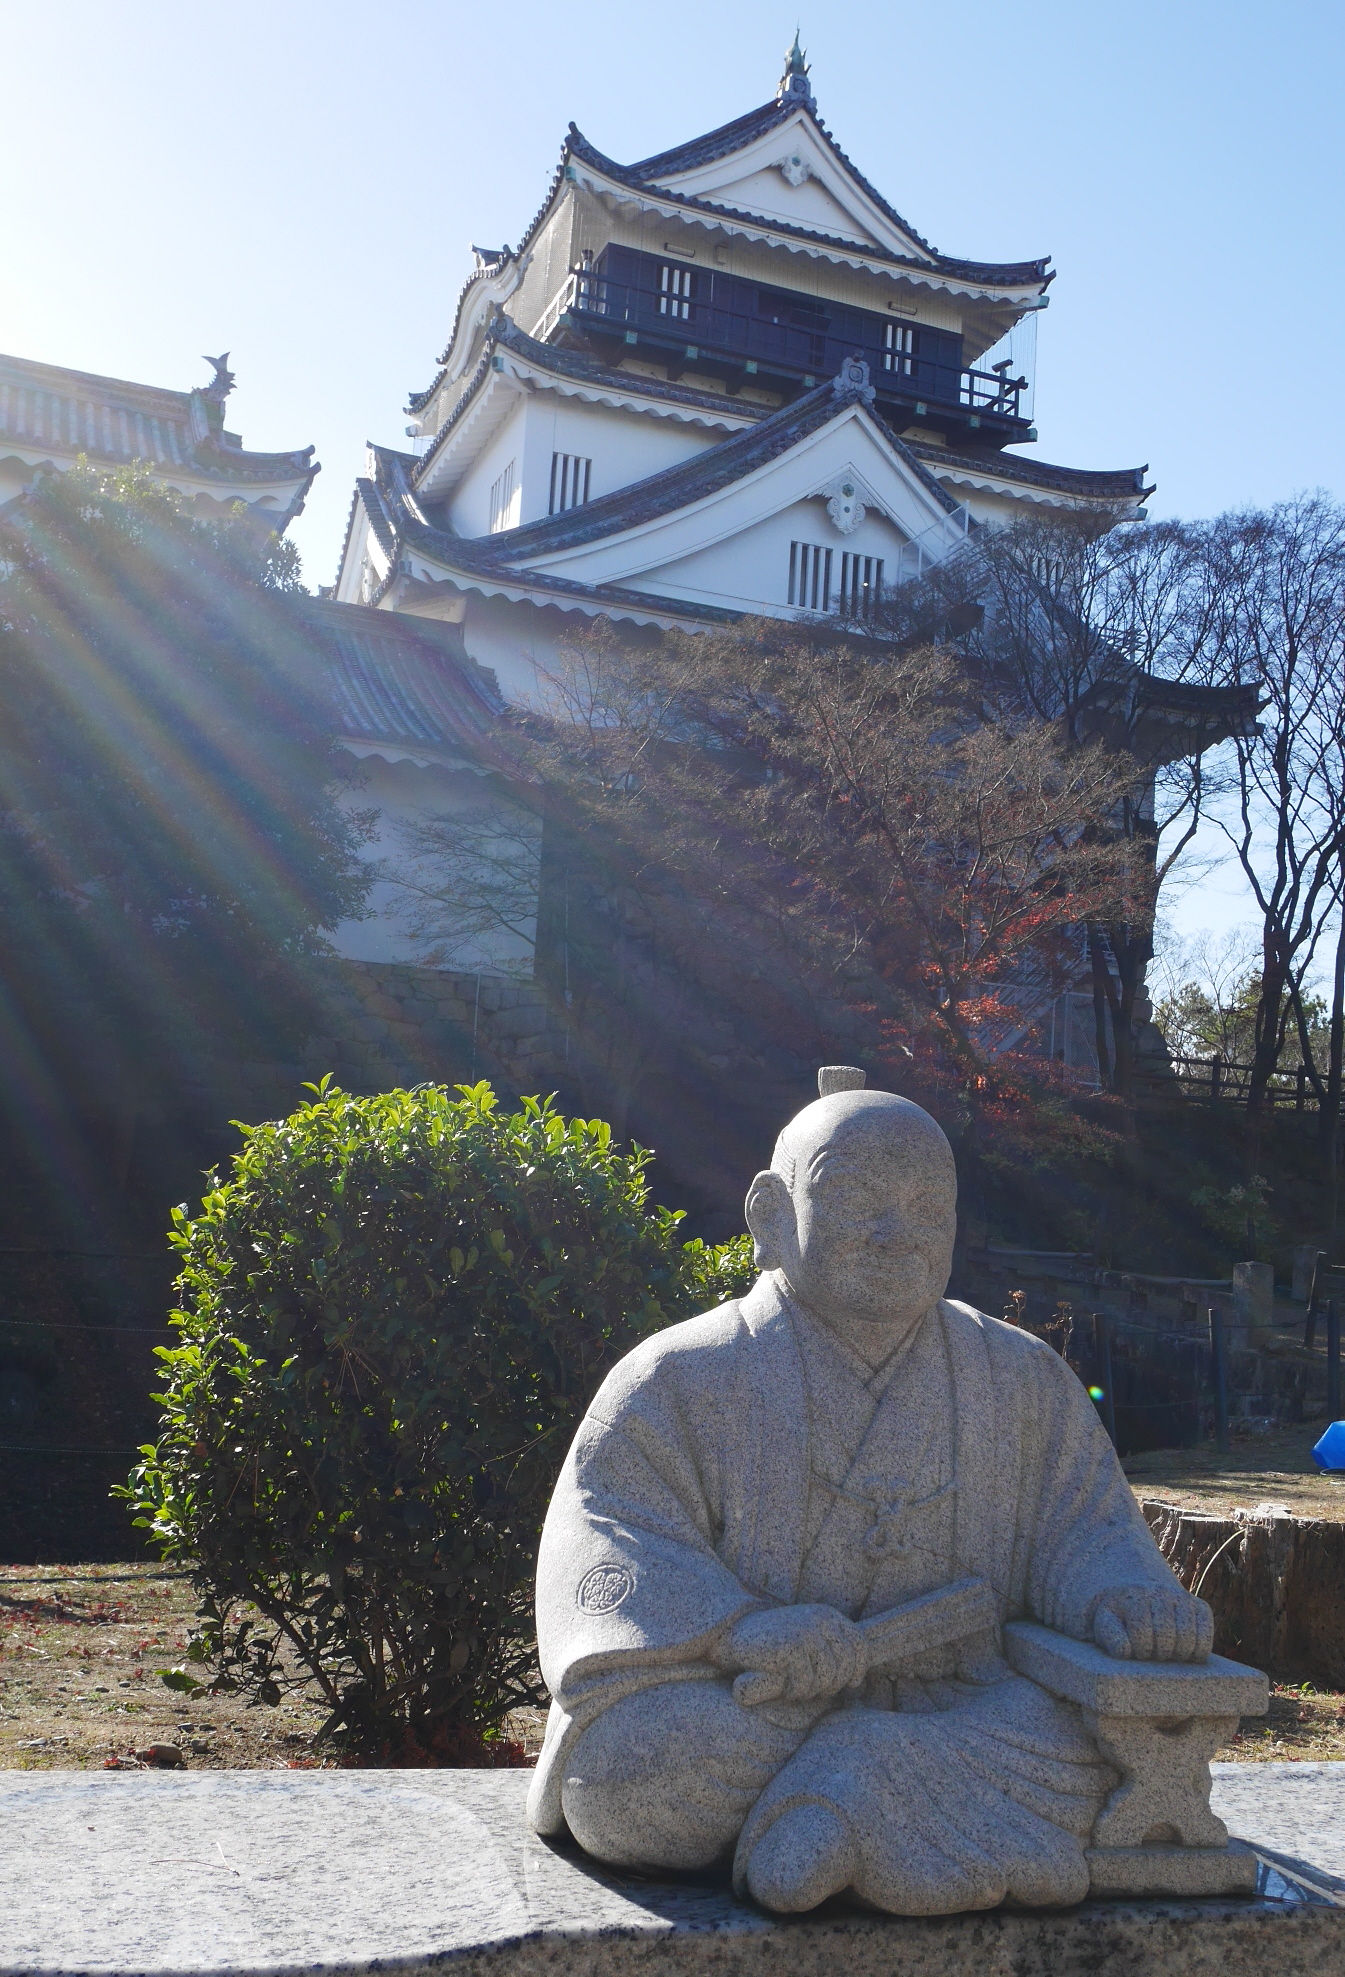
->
[711,1602,868,1706]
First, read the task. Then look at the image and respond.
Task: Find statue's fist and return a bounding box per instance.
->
[1092,1585,1213,1663]
[717,1603,867,1706]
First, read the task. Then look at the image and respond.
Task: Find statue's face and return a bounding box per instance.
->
[790,1135,957,1330]
[746,1101,958,1337]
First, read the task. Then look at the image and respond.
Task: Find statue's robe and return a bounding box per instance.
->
[528,1277,1183,1913]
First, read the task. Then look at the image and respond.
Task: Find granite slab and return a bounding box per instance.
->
[1,1763,1342,1977]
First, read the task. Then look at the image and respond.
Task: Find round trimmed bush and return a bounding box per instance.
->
[123,1080,752,1757]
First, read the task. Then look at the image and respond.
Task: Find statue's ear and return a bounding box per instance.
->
[745,1169,795,1272]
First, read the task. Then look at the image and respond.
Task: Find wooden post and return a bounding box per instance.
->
[1328,1300,1341,1423]
[1209,1307,1230,1453]
[1306,1250,1329,1351]
[1210,1056,1222,1099]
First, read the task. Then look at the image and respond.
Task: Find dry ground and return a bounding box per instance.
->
[1122,1421,1345,1520]
[0,1561,546,1770]
[1,1550,1339,1770]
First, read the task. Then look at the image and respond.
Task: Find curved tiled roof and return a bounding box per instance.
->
[0,352,316,495]
[908,441,1153,502]
[294,597,509,760]
[353,373,963,634]
[409,88,1051,426]
[410,372,959,574]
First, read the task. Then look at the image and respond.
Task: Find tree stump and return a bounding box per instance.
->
[1139,1497,1345,1688]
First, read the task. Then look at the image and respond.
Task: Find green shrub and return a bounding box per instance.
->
[122,1079,753,1757]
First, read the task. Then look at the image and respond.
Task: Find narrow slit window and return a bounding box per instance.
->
[488,459,517,533]
[549,451,592,515]
[884,322,914,376]
[788,541,833,613]
[838,551,884,619]
[659,263,696,321]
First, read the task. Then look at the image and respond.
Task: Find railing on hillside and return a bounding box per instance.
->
[1151,1053,1323,1110]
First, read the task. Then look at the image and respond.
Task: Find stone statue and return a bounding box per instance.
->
[528,1073,1250,1915]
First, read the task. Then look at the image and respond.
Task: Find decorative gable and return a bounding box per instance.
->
[646,112,932,261]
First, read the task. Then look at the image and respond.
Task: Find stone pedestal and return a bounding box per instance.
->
[1,1767,1342,1977]
[1004,1621,1269,1896]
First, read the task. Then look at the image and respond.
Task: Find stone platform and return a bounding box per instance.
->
[2,1763,1343,1977]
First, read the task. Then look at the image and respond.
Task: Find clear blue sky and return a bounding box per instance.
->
[4,0,1342,957]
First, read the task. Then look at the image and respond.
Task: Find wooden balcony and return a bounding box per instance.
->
[534,250,1032,437]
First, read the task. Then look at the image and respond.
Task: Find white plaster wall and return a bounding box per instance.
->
[457,593,594,710]
[446,394,723,537]
[640,499,910,613]
[935,483,1068,528]
[328,752,538,974]
[446,398,530,538]
[517,396,720,523]
[693,166,875,245]
[510,198,577,346]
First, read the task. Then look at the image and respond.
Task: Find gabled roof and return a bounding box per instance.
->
[564,126,1050,290]
[408,64,1051,424]
[292,597,509,763]
[353,350,1154,626]
[0,352,317,508]
[352,366,968,627]
[628,94,938,256]
[472,371,962,566]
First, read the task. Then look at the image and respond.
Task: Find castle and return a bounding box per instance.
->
[2,45,1216,1079]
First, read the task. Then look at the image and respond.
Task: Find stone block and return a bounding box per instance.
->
[1005,1622,1269,1898]
[1293,1244,1320,1304]
[1233,1261,1275,1347]
[1,1768,1343,1977]
[1084,1844,1257,1896]
[492,1001,549,1042]
[360,993,407,1022]
[1003,1622,1268,1718]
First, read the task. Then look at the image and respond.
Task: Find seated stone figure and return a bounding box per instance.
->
[527,1073,1212,1915]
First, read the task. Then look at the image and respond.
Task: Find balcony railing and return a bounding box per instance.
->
[533,266,1030,425]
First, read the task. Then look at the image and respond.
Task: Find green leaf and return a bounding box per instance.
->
[159,1668,207,1694]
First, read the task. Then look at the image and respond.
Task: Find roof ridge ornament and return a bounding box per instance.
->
[199,352,234,408]
[832,355,875,406]
[777,29,816,110]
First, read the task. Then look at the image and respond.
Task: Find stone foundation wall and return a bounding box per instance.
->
[300,961,569,1101]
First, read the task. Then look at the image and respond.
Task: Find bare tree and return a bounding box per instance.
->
[1198,496,1345,1123]
[902,511,1252,1095]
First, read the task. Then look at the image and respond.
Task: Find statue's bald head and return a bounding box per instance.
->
[746,1079,958,1341]
[770,1090,957,1208]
